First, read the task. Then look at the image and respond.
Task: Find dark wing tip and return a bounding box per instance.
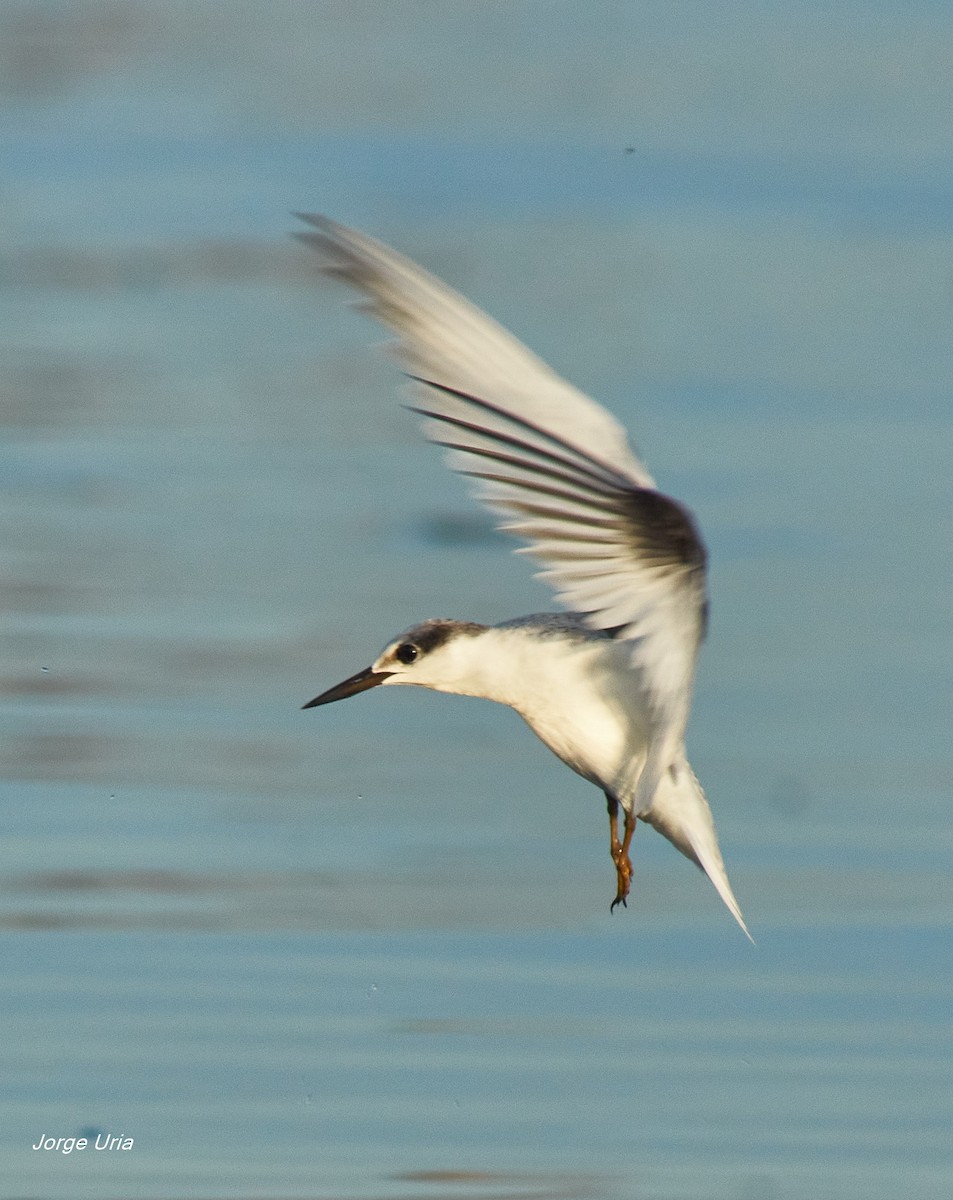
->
[620,488,707,573]
[294,211,331,230]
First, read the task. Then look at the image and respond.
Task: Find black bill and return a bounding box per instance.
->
[302,666,394,709]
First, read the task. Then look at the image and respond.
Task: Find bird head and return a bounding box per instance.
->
[303,618,488,709]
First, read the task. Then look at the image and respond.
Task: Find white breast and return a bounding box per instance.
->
[476,628,651,799]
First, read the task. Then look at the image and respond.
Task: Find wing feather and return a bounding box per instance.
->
[296,214,652,487]
[298,214,707,740]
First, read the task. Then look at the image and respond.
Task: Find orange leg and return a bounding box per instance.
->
[606,792,636,912]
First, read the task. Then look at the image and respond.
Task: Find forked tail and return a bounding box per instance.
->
[640,758,753,942]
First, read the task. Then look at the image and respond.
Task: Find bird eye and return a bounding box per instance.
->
[395,642,419,665]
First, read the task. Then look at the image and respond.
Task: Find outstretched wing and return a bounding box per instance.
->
[297,215,708,744]
[297,215,652,487]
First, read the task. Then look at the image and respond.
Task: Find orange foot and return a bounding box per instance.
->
[610,844,632,912]
[605,794,637,914]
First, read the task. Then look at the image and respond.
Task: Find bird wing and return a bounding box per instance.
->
[297,215,708,752]
[297,215,653,488]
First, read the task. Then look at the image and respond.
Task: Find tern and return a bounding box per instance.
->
[298,214,750,939]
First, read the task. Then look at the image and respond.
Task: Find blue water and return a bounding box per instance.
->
[2,926,950,1199]
[2,2,952,1197]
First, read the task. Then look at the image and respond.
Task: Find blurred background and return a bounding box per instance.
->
[2,2,952,1197]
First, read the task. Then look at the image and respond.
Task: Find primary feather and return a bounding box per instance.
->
[298,215,749,938]
[296,216,706,746]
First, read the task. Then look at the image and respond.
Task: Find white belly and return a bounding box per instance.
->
[504,636,650,798]
[427,619,654,803]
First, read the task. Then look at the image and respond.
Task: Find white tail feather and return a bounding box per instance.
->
[641,760,753,942]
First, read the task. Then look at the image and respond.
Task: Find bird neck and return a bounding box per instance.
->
[429,624,593,713]
[420,627,518,705]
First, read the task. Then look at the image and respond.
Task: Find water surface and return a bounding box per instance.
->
[2,2,952,1197]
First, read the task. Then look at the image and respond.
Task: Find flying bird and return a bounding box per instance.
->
[297,214,749,939]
